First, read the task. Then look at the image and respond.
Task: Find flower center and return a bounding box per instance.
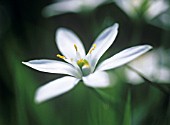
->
[73,44,91,76]
[77,59,89,68]
[74,43,96,67]
[57,43,96,76]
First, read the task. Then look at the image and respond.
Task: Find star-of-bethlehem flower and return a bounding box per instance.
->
[115,0,169,20]
[22,23,152,103]
[42,0,110,17]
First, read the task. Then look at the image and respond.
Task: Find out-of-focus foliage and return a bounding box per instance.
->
[0,0,170,125]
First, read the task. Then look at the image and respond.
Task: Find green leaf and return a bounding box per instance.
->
[122,89,131,125]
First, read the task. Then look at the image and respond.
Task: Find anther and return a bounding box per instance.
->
[56,54,66,60]
[88,44,96,54]
[74,44,78,51]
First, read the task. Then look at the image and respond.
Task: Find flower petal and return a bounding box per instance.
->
[114,0,135,17]
[42,0,108,17]
[35,76,80,103]
[82,71,110,88]
[87,23,119,71]
[42,0,83,17]
[146,0,169,20]
[22,59,81,78]
[56,28,86,59]
[96,45,152,71]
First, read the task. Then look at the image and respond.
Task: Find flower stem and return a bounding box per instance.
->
[87,87,123,114]
[87,87,116,106]
[126,65,169,95]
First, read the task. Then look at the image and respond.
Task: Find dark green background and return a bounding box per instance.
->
[0,0,170,125]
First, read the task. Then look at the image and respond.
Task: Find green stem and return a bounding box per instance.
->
[122,88,131,125]
[87,87,116,106]
[127,65,169,95]
[87,87,126,115]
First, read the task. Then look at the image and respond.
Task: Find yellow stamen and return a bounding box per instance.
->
[88,44,96,54]
[56,54,66,60]
[74,44,78,51]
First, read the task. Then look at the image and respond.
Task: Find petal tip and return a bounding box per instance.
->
[113,23,119,29]
[114,23,119,27]
[148,45,153,49]
[143,45,153,51]
[34,99,41,104]
[56,27,68,34]
[34,90,44,104]
[34,96,43,104]
[22,61,28,65]
[56,27,64,37]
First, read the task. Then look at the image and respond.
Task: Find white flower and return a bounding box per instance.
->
[115,0,169,20]
[42,0,109,17]
[22,23,152,103]
[125,48,170,84]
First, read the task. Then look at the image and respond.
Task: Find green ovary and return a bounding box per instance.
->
[77,59,89,68]
[77,59,91,76]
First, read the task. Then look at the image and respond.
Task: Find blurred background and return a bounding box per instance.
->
[0,0,170,125]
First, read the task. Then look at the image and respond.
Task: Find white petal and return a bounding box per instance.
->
[126,49,170,84]
[126,50,158,83]
[35,76,80,103]
[83,0,107,8]
[88,23,119,71]
[22,59,81,78]
[56,28,86,59]
[96,45,152,71]
[82,71,110,88]
[42,0,108,17]
[114,0,137,18]
[125,68,144,85]
[157,67,170,83]
[146,0,169,20]
[42,0,83,17]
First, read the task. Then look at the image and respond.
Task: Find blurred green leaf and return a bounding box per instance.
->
[122,89,131,125]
